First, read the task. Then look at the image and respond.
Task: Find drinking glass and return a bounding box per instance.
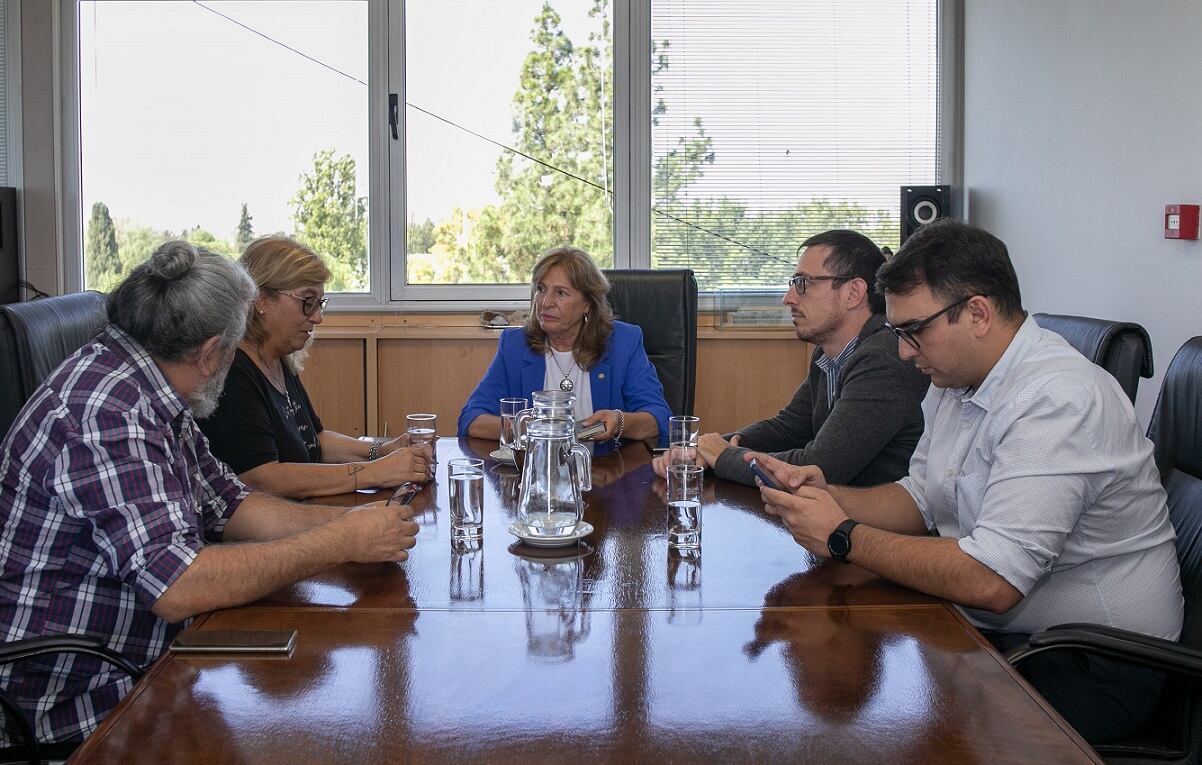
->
[500,397,527,451]
[668,415,700,466]
[448,458,484,542]
[406,412,438,460]
[666,464,703,549]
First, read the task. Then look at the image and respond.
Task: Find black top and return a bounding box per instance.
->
[199,348,323,474]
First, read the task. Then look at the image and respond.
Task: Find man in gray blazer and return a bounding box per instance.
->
[654,230,929,486]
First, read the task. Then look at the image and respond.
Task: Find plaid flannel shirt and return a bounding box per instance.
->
[0,325,249,744]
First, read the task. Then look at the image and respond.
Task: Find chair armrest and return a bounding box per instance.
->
[1004,622,1202,679]
[0,634,144,680]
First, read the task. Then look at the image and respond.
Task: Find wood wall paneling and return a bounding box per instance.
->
[376,338,498,437]
[298,338,367,436]
[695,337,810,435]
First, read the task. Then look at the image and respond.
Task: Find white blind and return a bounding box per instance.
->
[650,0,940,291]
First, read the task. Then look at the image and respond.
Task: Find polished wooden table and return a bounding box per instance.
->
[71,438,1099,763]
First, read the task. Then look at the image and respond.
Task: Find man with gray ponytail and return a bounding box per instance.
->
[0,241,420,748]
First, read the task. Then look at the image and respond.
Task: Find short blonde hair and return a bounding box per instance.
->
[523,246,614,370]
[240,236,331,372]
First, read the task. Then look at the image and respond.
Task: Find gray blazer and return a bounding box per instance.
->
[714,313,929,487]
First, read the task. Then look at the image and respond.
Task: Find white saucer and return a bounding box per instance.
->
[490,447,516,465]
[507,520,593,547]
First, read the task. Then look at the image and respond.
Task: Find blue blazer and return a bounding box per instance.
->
[458,321,672,448]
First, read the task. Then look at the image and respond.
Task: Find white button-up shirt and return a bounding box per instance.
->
[898,317,1183,638]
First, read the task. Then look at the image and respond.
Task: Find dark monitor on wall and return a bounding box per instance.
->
[0,186,18,305]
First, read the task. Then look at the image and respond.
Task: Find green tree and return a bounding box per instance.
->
[291,148,368,292]
[85,202,121,291]
[406,216,436,254]
[235,203,255,253]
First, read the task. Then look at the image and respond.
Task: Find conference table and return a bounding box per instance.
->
[70,438,1100,763]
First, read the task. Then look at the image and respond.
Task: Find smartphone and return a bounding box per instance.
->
[169,629,297,655]
[748,458,781,491]
[576,418,606,440]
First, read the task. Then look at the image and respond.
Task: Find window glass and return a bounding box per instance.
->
[404,0,614,285]
[79,1,370,292]
[650,0,939,291]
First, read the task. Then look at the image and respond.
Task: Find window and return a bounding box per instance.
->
[68,0,946,303]
[77,1,371,293]
[403,1,614,287]
[650,0,940,292]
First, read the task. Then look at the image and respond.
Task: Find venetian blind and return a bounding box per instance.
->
[650,0,940,292]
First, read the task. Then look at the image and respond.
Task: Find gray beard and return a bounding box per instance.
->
[189,353,234,418]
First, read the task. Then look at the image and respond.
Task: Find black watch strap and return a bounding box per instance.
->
[827,519,860,564]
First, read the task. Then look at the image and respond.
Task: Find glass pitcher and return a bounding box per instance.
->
[517,417,591,536]
[513,389,577,453]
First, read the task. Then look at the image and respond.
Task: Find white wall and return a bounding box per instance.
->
[963,0,1202,425]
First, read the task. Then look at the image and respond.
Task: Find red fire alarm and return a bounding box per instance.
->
[1165,204,1200,240]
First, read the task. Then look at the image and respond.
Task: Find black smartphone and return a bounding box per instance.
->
[748,458,781,491]
[169,629,297,654]
[576,418,606,440]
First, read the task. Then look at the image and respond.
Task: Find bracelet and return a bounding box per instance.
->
[612,409,625,445]
[368,441,380,461]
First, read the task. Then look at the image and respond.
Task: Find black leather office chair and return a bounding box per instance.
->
[0,292,107,441]
[1033,313,1153,403]
[1006,336,1202,764]
[604,270,698,416]
[0,636,143,765]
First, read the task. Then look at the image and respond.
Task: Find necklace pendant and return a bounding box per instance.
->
[559,377,574,392]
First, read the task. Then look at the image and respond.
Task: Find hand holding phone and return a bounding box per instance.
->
[748,458,781,491]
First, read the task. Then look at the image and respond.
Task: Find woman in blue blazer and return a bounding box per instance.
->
[459,247,671,450]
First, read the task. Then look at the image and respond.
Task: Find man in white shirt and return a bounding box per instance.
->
[749,218,1182,744]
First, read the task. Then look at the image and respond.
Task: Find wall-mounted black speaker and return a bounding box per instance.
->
[900,185,952,244]
[0,187,18,305]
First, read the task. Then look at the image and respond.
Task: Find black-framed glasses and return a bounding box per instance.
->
[884,295,980,351]
[787,273,854,295]
[267,287,328,316]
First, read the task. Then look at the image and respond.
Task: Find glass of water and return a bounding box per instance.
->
[669,415,700,465]
[499,397,527,450]
[448,458,484,542]
[406,412,438,459]
[666,463,703,550]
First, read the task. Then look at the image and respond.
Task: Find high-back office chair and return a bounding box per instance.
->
[1033,313,1154,403]
[0,292,107,441]
[604,270,698,416]
[1006,336,1202,764]
[0,637,143,765]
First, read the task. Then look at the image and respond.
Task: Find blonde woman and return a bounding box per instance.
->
[200,236,431,499]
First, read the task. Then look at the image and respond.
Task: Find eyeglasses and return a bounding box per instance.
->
[267,288,328,316]
[884,295,981,351]
[787,274,854,295]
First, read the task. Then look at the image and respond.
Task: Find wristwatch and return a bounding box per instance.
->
[827,519,860,564]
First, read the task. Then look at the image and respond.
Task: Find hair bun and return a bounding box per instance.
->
[148,240,198,281]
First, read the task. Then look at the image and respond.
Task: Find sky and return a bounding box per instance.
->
[78,0,936,242]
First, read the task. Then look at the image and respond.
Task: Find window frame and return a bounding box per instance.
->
[57,0,958,310]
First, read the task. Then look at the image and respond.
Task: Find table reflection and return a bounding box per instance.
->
[449,540,485,602]
[666,547,702,624]
[512,543,594,661]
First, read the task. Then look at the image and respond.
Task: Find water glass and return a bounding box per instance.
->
[448,458,484,542]
[669,415,700,465]
[500,397,528,450]
[406,412,438,459]
[666,464,703,549]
